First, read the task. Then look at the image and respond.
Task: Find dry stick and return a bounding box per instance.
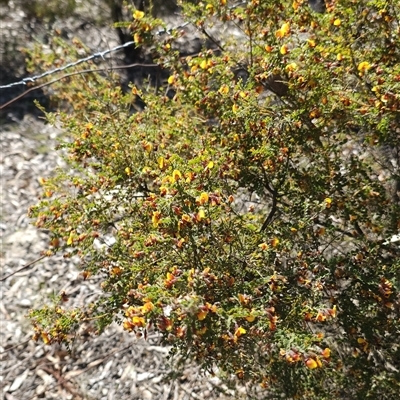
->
[2,344,45,374]
[26,344,133,400]
[0,255,46,282]
[0,339,31,354]
[40,365,84,399]
[0,63,160,111]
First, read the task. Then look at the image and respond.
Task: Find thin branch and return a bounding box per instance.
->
[260,189,278,232]
[0,255,46,282]
[0,339,31,354]
[200,27,225,53]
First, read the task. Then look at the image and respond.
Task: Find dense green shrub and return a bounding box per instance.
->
[28,1,400,398]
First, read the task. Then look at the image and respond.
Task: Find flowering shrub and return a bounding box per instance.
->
[29,0,400,398]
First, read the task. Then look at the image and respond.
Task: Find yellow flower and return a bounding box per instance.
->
[324,197,332,208]
[280,44,289,55]
[133,10,145,20]
[200,59,208,69]
[131,316,146,327]
[196,326,207,335]
[333,18,341,26]
[158,156,167,170]
[168,75,175,85]
[232,104,239,113]
[67,233,74,246]
[275,22,290,38]
[185,171,195,182]
[307,39,316,48]
[358,61,371,75]
[292,0,301,11]
[172,169,182,182]
[285,62,298,72]
[196,192,209,205]
[152,211,162,228]
[206,3,214,12]
[234,326,246,337]
[199,207,207,217]
[219,84,229,95]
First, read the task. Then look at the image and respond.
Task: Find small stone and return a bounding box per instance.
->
[19,299,31,307]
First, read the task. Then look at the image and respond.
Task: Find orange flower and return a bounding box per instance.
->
[141,301,154,314]
[322,348,331,358]
[41,332,51,345]
[270,238,280,247]
[176,326,186,338]
[196,326,207,335]
[245,313,256,322]
[269,316,278,331]
[328,305,337,317]
[197,309,208,321]
[264,45,273,53]
[206,302,218,313]
[305,358,318,369]
[315,311,326,322]
[142,141,153,153]
[238,293,251,306]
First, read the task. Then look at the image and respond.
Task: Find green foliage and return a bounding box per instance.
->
[28,0,400,398]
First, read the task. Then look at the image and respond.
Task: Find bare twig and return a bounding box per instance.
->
[0,255,46,282]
